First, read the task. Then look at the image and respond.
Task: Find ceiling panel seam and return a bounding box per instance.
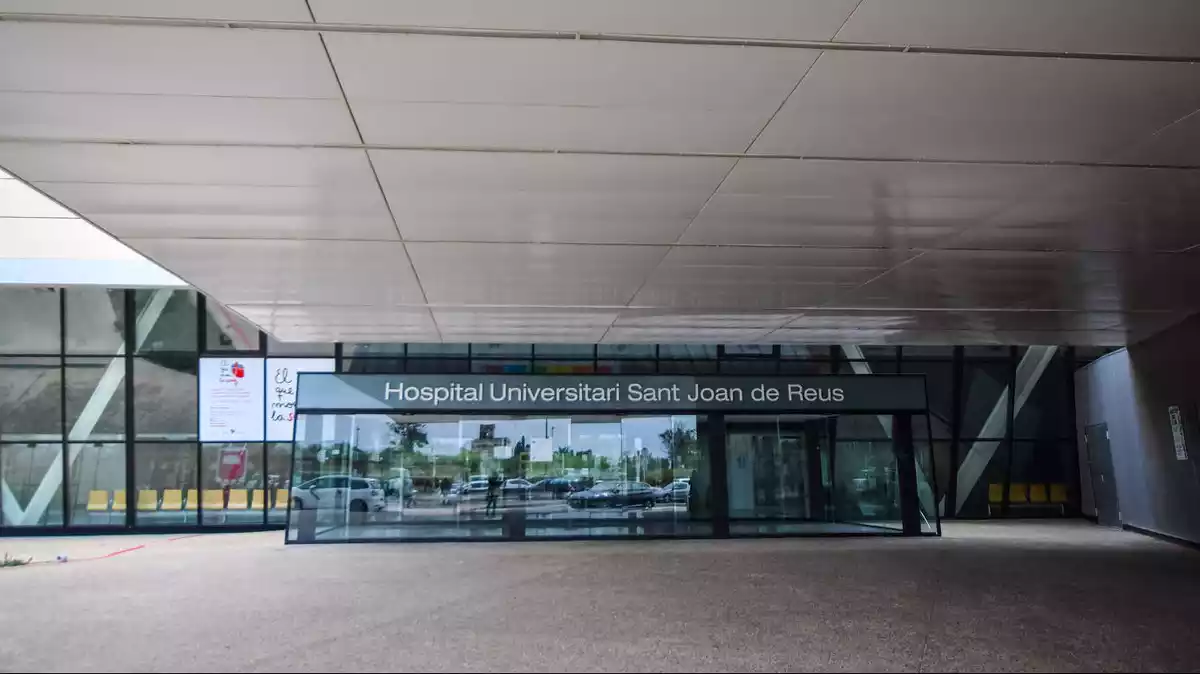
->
[2,13,1199,63]
[304,0,443,340]
[3,138,1197,171]
[610,50,831,332]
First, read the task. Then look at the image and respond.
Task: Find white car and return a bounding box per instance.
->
[291,476,385,513]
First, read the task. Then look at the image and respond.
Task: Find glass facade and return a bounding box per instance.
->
[0,286,1104,534]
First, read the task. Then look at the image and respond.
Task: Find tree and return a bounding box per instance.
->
[383,422,430,475]
[659,423,697,472]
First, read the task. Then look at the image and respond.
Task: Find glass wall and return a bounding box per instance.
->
[287,413,713,542]
[0,285,1104,533]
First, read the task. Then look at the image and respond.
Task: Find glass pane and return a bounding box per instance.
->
[342,357,405,374]
[0,287,60,354]
[287,413,712,542]
[0,357,62,441]
[266,336,334,357]
[133,443,198,526]
[345,343,406,357]
[534,344,594,358]
[68,442,126,526]
[64,357,126,442]
[779,360,831,375]
[658,360,717,374]
[833,438,901,530]
[403,358,469,374]
[205,304,260,352]
[842,345,898,361]
[956,439,1010,518]
[200,443,265,525]
[65,287,125,354]
[1006,439,1075,515]
[471,360,531,374]
[596,360,656,374]
[1,442,64,526]
[902,346,954,358]
[724,415,904,535]
[1015,349,1071,440]
[134,289,197,353]
[134,356,197,440]
[471,344,532,358]
[407,343,469,357]
[266,442,293,524]
[901,360,954,439]
[719,360,777,374]
[837,357,897,375]
[723,344,774,357]
[781,345,834,359]
[965,345,1011,358]
[914,438,939,534]
[837,414,894,440]
[532,361,595,374]
[658,344,717,359]
[597,344,655,359]
[961,362,1011,439]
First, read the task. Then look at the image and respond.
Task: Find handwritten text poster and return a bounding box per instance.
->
[266,358,335,442]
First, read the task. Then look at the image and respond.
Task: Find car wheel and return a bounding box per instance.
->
[350,499,368,513]
[292,498,304,511]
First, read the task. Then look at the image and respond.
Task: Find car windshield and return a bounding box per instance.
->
[590,481,620,491]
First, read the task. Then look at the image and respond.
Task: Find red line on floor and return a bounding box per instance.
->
[167,534,202,542]
[100,544,145,558]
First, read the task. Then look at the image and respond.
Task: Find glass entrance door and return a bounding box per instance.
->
[725,414,910,535]
[726,415,829,534]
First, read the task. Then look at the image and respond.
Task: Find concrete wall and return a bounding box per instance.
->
[1076,314,1200,543]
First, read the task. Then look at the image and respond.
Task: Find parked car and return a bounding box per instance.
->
[533,477,590,498]
[502,478,534,500]
[657,480,691,503]
[291,476,385,512]
[446,479,489,504]
[566,481,657,509]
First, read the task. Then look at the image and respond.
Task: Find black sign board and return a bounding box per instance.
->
[296,374,927,414]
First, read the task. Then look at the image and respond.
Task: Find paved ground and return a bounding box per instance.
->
[1,522,1198,672]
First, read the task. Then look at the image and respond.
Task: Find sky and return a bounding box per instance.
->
[0,168,184,287]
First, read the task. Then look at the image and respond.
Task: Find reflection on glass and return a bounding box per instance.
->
[0,358,62,441]
[65,288,125,354]
[65,358,125,441]
[133,357,197,440]
[201,443,264,525]
[69,442,126,526]
[0,288,60,354]
[1,443,64,526]
[288,413,712,542]
[204,304,260,352]
[725,415,903,535]
[133,443,197,526]
[266,442,293,524]
[134,289,197,353]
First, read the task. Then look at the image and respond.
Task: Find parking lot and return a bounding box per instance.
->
[1,522,1198,672]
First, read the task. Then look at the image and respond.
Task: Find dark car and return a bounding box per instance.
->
[566,481,657,510]
[534,477,591,498]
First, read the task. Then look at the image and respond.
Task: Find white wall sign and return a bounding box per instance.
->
[266,358,335,442]
[1169,405,1188,461]
[199,358,265,442]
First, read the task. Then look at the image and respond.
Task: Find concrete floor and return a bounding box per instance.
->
[0,522,1198,672]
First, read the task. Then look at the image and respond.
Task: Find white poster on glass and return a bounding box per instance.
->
[199,357,266,442]
[266,358,336,442]
[530,437,554,462]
